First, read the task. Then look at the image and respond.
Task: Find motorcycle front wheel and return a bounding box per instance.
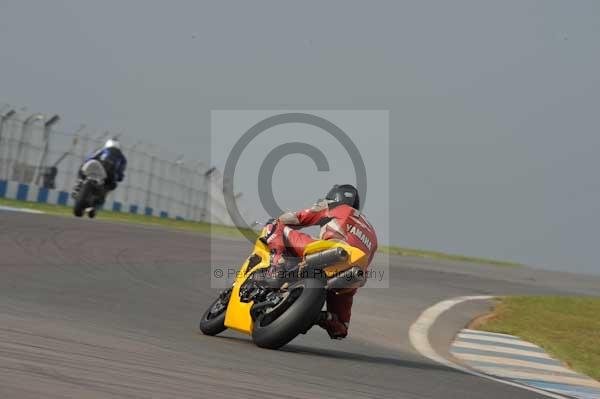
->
[199,288,232,336]
[252,278,326,350]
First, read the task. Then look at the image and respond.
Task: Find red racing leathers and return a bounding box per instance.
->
[265,200,378,339]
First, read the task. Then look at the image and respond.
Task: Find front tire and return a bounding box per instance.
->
[252,278,326,349]
[199,289,231,336]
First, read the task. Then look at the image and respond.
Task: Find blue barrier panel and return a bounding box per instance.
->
[129,204,138,214]
[159,211,168,218]
[112,202,122,212]
[37,187,49,203]
[0,180,6,198]
[57,191,69,205]
[145,207,153,216]
[17,184,29,201]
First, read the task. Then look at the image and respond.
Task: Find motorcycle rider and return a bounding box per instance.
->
[262,184,378,340]
[72,138,127,199]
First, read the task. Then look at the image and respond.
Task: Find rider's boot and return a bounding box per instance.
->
[317,311,349,340]
[318,290,355,339]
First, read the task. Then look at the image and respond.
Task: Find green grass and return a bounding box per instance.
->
[478,296,600,381]
[0,197,523,268]
[379,245,523,268]
[0,197,250,238]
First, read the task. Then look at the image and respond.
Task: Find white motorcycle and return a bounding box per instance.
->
[72,160,107,218]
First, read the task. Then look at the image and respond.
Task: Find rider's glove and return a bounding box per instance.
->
[259,218,278,245]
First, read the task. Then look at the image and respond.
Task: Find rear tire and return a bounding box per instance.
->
[73,180,92,218]
[199,289,231,336]
[252,278,326,349]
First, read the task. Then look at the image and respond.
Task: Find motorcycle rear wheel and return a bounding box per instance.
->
[73,180,93,217]
[252,278,326,349]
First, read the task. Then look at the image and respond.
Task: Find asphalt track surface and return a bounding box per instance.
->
[1,211,599,398]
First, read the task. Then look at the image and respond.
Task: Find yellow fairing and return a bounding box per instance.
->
[223,231,367,335]
[224,232,271,334]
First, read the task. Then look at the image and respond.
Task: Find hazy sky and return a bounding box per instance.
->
[1,1,599,274]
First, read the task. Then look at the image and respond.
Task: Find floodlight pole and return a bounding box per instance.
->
[13,113,44,181]
[33,114,60,185]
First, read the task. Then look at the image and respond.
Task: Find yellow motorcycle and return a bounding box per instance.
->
[199,225,369,349]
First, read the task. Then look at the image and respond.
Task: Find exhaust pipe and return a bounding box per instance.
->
[327,266,366,290]
[304,247,348,269]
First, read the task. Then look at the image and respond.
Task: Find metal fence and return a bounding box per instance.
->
[0,108,245,225]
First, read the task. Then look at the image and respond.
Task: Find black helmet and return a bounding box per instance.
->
[325,184,360,209]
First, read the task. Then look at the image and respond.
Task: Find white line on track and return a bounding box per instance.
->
[408,296,568,399]
[454,353,576,374]
[0,205,44,214]
[452,341,554,359]
[461,328,519,338]
[457,332,540,348]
